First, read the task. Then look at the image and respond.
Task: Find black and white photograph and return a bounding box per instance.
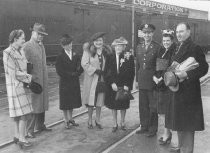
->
[0,0,210,153]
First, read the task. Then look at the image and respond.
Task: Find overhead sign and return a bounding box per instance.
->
[133,0,189,15]
[91,0,189,16]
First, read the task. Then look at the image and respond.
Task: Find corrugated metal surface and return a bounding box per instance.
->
[0,0,210,58]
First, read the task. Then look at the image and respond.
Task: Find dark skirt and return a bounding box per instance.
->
[59,80,82,110]
[154,89,170,114]
[105,86,130,110]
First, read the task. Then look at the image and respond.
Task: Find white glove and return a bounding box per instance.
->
[153,76,159,84]
[111,83,118,91]
[124,86,129,91]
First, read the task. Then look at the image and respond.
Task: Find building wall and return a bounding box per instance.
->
[188,9,208,20]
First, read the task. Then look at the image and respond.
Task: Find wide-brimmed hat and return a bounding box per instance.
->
[60,34,73,46]
[164,71,179,92]
[111,37,128,46]
[31,23,48,35]
[139,24,156,32]
[90,32,106,42]
[29,81,42,94]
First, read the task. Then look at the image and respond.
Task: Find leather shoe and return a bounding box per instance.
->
[112,124,118,133]
[170,146,180,153]
[136,128,148,134]
[69,120,79,126]
[42,127,52,131]
[37,126,52,132]
[26,132,35,138]
[146,131,156,137]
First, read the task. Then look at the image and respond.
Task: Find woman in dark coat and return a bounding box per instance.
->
[153,30,176,145]
[105,37,135,132]
[55,34,83,129]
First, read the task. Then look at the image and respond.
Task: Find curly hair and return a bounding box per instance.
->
[9,29,24,44]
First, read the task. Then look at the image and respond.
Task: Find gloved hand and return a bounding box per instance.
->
[95,69,102,75]
[175,71,188,82]
[111,83,118,91]
[124,86,129,91]
[153,76,159,84]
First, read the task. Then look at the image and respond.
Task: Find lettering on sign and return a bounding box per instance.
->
[93,0,188,15]
[133,0,188,14]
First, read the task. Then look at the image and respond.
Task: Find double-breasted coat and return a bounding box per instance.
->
[55,49,83,110]
[105,51,135,110]
[23,39,49,113]
[165,37,209,131]
[81,46,108,107]
[3,46,33,117]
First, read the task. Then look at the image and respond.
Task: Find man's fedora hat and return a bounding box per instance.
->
[90,32,106,42]
[111,37,128,46]
[164,71,179,92]
[139,24,156,32]
[31,23,48,35]
[29,81,43,94]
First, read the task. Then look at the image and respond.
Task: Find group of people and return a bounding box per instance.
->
[3,21,208,153]
[135,22,208,153]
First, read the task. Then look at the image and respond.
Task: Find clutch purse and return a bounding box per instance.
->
[115,87,134,101]
[29,81,42,94]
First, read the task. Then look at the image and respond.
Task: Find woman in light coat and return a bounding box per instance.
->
[3,30,33,148]
[81,32,110,129]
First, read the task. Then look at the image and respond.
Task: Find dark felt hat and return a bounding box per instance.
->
[164,71,179,92]
[31,23,48,35]
[60,34,73,46]
[140,24,156,32]
[90,32,106,42]
[29,81,42,94]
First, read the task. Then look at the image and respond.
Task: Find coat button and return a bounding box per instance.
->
[143,63,146,69]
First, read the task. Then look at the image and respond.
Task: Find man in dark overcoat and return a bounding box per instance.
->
[135,24,161,137]
[165,22,208,153]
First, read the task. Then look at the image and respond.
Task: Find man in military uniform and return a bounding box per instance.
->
[135,24,161,137]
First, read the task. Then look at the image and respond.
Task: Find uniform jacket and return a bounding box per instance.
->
[55,49,83,109]
[81,46,108,106]
[104,51,135,108]
[136,41,161,90]
[23,39,49,113]
[3,46,33,117]
[166,37,209,131]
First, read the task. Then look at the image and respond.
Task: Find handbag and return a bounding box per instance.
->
[96,81,107,93]
[115,87,134,101]
[156,58,169,71]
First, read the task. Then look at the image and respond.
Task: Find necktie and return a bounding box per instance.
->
[175,43,182,55]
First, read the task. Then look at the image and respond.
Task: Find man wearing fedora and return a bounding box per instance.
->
[135,24,161,137]
[24,23,52,138]
[165,22,208,153]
